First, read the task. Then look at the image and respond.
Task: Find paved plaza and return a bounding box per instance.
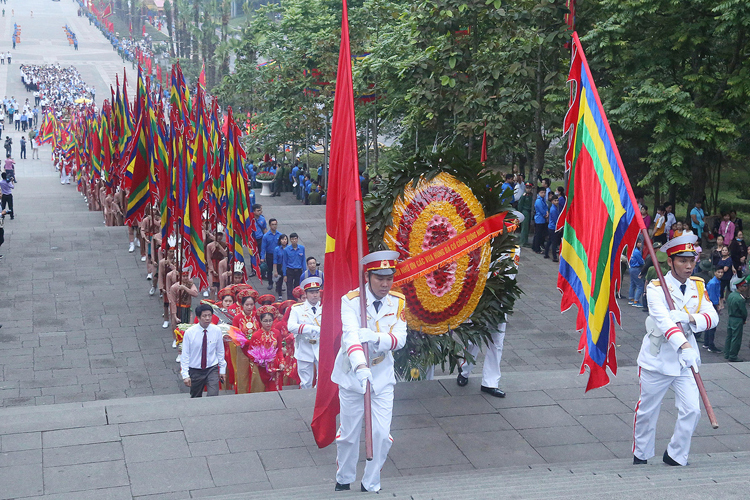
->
[2,1,750,498]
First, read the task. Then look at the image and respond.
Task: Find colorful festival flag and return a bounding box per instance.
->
[123,69,151,225]
[557,32,644,391]
[311,0,367,449]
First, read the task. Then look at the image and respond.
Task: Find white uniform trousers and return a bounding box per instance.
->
[60,170,70,184]
[297,359,318,389]
[460,323,506,388]
[633,367,700,465]
[336,384,394,492]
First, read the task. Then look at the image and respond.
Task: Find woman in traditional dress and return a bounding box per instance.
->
[231,288,262,392]
[243,305,284,392]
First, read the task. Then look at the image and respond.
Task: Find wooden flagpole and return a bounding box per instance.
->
[640,229,718,428]
[355,199,374,460]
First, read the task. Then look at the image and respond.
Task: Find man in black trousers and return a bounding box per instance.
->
[180,304,226,397]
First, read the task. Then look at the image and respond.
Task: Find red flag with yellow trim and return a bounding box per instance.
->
[310,0,367,449]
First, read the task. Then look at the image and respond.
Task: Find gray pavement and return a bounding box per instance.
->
[2,364,750,499]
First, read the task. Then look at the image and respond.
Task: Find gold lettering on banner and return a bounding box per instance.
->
[477,226,486,235]
[425,255,434,263]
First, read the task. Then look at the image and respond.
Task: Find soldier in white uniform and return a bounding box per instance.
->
[633,234,719,466]
[287,276,322,388]
[456,245,521,398]
[332,250,407,493]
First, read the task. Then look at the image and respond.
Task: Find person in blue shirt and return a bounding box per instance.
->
[304,175,312,204]
[628,239,645,307]
[252,204,267,242]
[282,233,306,300]
[690,200,705,240]
[291,164,299,198]
[272,234,288,300]
[300,256,324,287]
[532,187,549,254]
[298,171,305,200]
[249,162,257,187]
[556,186,566,211]
[317,165,323,182]
[704,267,723,352]
[260,218,280,290]
[543,195,561,261]
[252,204,266,273]
[500,173,515,205]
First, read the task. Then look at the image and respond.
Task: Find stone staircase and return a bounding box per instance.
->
[207,452,750,500]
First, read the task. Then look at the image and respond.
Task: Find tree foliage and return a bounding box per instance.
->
[581,0,750,211]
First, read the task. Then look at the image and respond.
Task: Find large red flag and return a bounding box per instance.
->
[311,0,366,449]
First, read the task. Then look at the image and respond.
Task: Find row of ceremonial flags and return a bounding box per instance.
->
[40,0,645,446]
[38,62,261,290]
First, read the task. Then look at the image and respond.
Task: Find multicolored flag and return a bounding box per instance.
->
[223,107,260,279]
[311,0,367,449]
[557,32,644,391]
[123,70,151,225]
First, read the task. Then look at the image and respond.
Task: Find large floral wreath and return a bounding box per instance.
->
[365,148,522,380]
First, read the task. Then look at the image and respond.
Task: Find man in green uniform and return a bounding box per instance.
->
[724,276,748,362]
[518,182,534,247]
[308,182,322,205]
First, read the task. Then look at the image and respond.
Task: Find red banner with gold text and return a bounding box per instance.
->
[393,212,516,286]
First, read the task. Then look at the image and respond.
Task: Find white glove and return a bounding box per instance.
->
[669,310,691,325]
[679,347,700,371]
[308,326,321,337]
[358,327,379,344]
[355,367,373,394]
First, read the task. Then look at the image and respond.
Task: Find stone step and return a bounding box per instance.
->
[205,452,750,500]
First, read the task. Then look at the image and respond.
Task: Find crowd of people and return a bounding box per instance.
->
[20,64,94,111]
[0,95,40,135]
[248,157,327,205]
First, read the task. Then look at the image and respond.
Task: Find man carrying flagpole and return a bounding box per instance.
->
[633,234,718,466]
[310,0,379,490]
[332,250,406,492]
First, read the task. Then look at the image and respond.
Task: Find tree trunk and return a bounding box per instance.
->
[653,177,661,218]
[373,111,379,174]
[165,0,175,57]
[220,0,230,81]
[192,1,200,62]
[173,0,180,57]
[690,158,707,214]
[531,43,545,185]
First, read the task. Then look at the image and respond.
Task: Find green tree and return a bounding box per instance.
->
[582,0,750,212]
[360,0,570,181]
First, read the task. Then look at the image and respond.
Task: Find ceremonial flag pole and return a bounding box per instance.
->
[562,32,717,426]
[311,0,370,453]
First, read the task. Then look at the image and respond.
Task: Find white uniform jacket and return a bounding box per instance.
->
[637,272,719,376]
[331,286,408,395]
[287,301,322,363]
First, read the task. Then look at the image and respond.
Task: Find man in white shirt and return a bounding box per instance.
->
[332,250,407,493]
[180,303,226,398]
[513,173,525,205]
[287,276,322,388]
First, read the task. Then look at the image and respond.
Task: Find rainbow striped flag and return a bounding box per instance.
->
[557,33,644,391]
[123,70,152,226]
